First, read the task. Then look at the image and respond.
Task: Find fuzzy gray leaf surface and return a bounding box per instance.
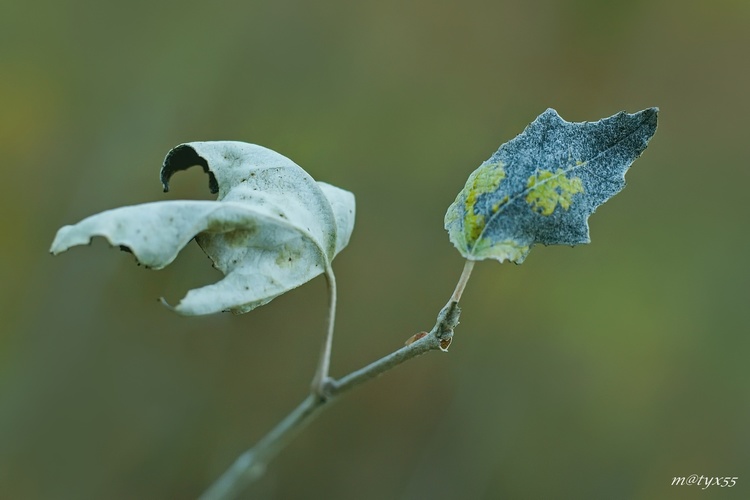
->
[445,108,658,263]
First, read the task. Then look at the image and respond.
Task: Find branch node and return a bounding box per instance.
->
[312,376,336,402]
[434,301,461,341]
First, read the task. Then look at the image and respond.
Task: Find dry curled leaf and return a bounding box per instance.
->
[51,142,355,315]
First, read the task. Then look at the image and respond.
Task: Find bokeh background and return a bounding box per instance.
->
[2,1,748,498]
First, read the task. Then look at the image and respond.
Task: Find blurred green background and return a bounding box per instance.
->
[1,0,748,498]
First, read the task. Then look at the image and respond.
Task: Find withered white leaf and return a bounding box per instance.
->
[51,142,355,315]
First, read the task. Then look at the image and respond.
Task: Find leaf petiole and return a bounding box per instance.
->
[450,259,475,303]
[311,267,337,395]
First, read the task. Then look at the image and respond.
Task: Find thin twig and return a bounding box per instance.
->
[333,301,459,394]
[199,395,324,500]
[200,261,474,500]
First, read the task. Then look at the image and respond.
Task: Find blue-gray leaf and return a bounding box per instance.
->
[445,108,658,263]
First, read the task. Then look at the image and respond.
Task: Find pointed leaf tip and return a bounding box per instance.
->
[445,107,658,263]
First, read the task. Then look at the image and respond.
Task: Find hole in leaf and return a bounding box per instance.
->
[161,144,219,194]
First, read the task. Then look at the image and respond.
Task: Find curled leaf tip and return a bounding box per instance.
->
[445,107,658,264]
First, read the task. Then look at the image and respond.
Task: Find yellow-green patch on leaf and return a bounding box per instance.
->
[525,168,584,216]
[463,160,506,244]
